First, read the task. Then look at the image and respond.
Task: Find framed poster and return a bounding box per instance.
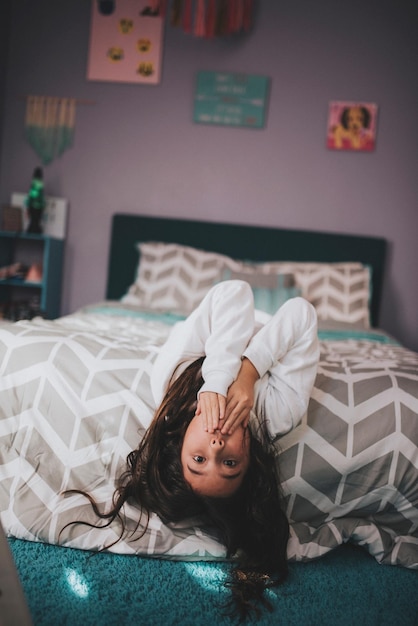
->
[326,101,378,152]
[87,0,164,85]
[194,71,270,129]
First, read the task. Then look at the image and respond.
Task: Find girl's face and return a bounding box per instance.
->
[181,415,250,497]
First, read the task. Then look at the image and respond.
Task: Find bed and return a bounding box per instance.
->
[1,213,417,571]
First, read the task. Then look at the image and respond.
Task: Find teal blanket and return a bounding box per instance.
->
[81,302,399,344]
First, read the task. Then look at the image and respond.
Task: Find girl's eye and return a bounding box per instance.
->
[193,455,205,463]
[223,460,237,467]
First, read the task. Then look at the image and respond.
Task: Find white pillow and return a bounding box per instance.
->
[221,266,301,315]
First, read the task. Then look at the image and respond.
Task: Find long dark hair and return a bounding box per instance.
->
[64,357,289,621]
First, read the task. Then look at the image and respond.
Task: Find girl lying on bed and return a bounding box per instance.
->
[66,280,319,619]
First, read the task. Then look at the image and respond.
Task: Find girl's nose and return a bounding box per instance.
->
[210,434,225,448]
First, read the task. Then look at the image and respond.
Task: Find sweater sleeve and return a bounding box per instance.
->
[150,280,255,406]
[243,297,320,438]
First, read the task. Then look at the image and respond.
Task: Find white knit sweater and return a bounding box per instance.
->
[150,280,320,438]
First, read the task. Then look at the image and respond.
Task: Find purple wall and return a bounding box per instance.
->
[0,0,12,172]
[1,0,417,350]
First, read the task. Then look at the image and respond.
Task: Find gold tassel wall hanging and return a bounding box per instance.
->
[56,98,77,157]
[24,96,78,165]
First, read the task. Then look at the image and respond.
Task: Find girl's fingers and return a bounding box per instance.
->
[218,395,226,421]
[221,407,247,434]
[198,392,226,432]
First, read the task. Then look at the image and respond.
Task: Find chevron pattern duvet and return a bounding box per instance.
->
[0,308,417,568]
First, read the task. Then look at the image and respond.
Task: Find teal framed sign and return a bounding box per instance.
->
[193,71,270,129]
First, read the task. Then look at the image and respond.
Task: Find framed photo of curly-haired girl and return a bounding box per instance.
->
[326,101,378,152]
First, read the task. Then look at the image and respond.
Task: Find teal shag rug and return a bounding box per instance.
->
[9,539,418,626]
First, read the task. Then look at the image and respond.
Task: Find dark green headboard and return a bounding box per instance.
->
[106,213,387,327]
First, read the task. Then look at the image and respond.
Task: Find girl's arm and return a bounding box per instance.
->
[150,281,256,430]
[222,357,260,434]
[243,296,319,438]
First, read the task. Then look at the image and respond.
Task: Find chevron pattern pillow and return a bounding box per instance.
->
[122,242,371,326]
[290,262,371,327]
[122,242,230,314]
[229,260,372,328]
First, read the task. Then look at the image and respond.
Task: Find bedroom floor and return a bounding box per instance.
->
[9,539,418,626]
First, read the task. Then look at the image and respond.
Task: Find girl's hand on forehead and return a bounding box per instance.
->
[195,391,226,433]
